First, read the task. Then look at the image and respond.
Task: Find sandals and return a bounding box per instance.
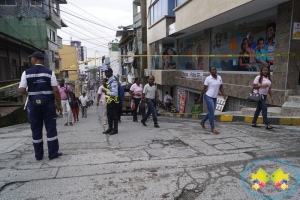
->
[251,124,260,128]
[265,125,274,130]
[199,121,206,129]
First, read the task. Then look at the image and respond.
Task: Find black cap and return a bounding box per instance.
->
[28,52,44,59]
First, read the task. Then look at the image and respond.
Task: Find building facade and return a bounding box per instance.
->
[0,0,67,102]
[147,0,300,114]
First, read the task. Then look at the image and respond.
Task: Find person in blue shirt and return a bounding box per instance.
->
[255,38,273,69]
[102,68,119,135]
[19,52,63,160]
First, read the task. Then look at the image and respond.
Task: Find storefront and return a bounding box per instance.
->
[149,0,300,112]
[176,87,202,114]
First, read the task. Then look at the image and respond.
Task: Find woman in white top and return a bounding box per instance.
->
[129,77,143,122]
[251,66,274,129]
[199,67,226,134]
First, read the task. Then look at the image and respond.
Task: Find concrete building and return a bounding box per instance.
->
[146,0,300,115]
[133,0,148,84]
[0,0,67,103]
[59,41,88,97]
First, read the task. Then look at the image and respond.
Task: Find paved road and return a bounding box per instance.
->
[0,105,299,199]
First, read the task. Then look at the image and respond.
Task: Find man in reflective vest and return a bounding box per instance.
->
[19,52,63,160]
[102,68,119,135]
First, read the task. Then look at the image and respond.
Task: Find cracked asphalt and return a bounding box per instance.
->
[0,105,300,199]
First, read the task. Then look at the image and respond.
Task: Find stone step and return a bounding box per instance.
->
[281,102,300,117]
[241,107,282,117]
[287,96,300,103]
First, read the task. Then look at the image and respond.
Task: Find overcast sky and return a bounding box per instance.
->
[57,0,133,62]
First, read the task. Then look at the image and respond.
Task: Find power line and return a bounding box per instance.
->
[62,19,109,46]
[60,4,116,40]
[67,1,116,30]
[37,1,118,31]
[60,30,108,48]
[27,4,110,50]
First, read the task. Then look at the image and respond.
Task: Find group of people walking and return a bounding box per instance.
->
[58,79,94,126]
[199,66,274,134]
[97,68,160,135]
[19,51,274,161]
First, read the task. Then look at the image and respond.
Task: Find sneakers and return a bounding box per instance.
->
[69,122,73,126]
[64,123,68,126]
[154,124,160,128]
[49,152,62,160]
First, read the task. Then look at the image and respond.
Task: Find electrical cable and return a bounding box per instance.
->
[26,3,114,45]
[38,1,118,31]
[60,4,116,39]
[67,1,116,30]
[62,19,109,46]
[60,30,108,48]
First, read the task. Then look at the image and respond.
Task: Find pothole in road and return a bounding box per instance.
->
[152,140,188,147]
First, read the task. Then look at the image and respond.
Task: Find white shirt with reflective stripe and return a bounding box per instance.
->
[19,65,58,88]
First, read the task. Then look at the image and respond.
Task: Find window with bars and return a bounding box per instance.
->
[0,0,17,5]
[30,0,42,6]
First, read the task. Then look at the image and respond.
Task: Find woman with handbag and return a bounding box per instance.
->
[129,77,143,122]
[199,66,226,134]
[251,66,274,129]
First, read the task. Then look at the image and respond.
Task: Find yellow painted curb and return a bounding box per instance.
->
[170,114,174,117]
[257,117,263,124]
[292,118,300,126]
[183,114,188,118]
[244,116,263,124]
[192,114,198,119]
[220,115,233,122]
[176,114,181,118]
[244,117,253,123]
[280,118,292,125]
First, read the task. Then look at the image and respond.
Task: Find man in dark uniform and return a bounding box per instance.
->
[102,68,119,135]
[19,52,63,160]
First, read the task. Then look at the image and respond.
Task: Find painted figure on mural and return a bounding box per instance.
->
[264,22,276,71]
[195,38,203,70]
[151,44,156,70]
[162,47,177,70]
[214,32,222,49]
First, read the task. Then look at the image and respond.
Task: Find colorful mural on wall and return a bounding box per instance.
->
[210,7,277,72]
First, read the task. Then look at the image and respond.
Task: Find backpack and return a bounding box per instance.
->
[118,83,125,101]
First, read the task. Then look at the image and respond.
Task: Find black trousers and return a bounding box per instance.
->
[107,101,118,129]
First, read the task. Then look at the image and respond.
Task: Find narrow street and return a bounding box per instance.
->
[0,105,299,199]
